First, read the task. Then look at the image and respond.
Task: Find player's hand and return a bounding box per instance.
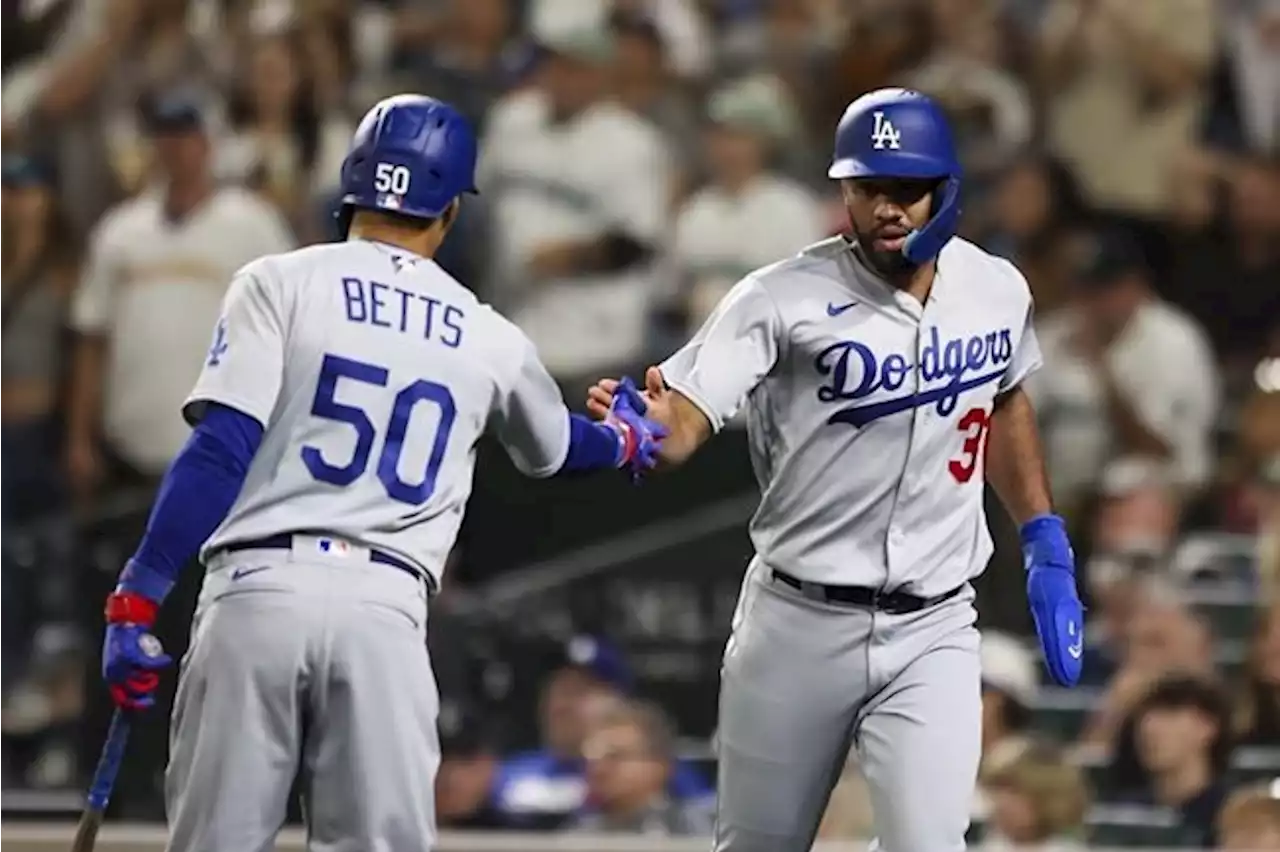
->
[606,377,668,482]
[1022,514,1085,688]
[102,592,172,710]
[588,367,674,425]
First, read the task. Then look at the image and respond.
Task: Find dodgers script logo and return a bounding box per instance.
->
[816,326,1013,428]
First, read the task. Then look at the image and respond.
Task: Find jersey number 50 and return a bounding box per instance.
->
[302,354,455,505]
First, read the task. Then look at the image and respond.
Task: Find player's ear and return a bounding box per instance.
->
[440,197,461,231]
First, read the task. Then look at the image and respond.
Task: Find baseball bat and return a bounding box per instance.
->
[70,709,131,852]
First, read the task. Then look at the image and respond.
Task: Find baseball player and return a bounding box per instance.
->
[587,88,1085,852]
[98,94,667,852]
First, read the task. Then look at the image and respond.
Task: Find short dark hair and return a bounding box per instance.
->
[1136,674,1234,772]
[349,206,441,232]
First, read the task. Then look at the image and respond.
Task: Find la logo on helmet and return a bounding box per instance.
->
[870,111,901,150]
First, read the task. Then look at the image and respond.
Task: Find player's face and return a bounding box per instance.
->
[841,177,936,278]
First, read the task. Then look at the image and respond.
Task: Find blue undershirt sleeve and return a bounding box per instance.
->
[557,412,623,475]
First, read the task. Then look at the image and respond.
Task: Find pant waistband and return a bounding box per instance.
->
[771,569,964,614]
[220,534,435,593]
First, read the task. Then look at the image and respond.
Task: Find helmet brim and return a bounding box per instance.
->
[828,154,955,181]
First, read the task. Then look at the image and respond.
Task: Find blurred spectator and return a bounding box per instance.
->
[1216,780,1280,851]
[64,94,294,500]
[905,0,1034,186]
[15,0,227,232]
[570,700,713,835]
[217,28,353,242]
[1082,587,1214,753]
[1039,0,1217,222]
[1201,0,1280,157]
[980,631,1038,771]
[1,154,76,522]
[1110,674,1234,847]
[976,153,1086,316]
[981,741,1090,851]
[478,24,672,381]
[1233,600,1280,746]
[1028,229,1220,518]
[1,153,82,741]
[610,9,702,190]
[666,73,822,336]
[492,635,711,829]
[389,0,524,136]
[436,723,504,829]
[1091,459,1183,558]
[1166,155,1280,362]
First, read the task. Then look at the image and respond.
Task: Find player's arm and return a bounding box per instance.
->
[102,268,286,710]
[588,275,783,467]
[489,335,663,480]
[987,307,1084,688]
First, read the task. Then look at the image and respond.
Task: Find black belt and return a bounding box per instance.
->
[222,534,431,590]
[771,569,963,614]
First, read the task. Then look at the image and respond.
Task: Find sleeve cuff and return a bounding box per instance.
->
[659,370,724,434]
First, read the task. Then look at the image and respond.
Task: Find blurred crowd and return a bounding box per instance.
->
[2,0,1280,847]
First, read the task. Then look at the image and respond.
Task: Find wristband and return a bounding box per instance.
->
[105,591,160,627]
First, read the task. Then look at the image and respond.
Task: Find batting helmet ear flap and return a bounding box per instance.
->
[902,176,961,265]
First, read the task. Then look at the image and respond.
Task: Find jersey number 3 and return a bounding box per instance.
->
[302,353,456,505]
[948,406,991,484]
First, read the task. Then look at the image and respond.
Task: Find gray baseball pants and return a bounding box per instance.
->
[164,542,438,852]
[713,557,982,852]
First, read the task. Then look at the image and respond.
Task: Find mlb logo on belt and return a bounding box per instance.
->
[317,538,351,557]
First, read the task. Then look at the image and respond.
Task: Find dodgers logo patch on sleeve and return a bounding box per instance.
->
[206,317,229,367]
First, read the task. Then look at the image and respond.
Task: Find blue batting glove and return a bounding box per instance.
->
[1021,514,1085,687]
[608,377,668,482]
[103,623,172,710]
[102,584,172,710]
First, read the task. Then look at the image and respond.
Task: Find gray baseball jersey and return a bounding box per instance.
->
[660,234,1041,595]
[671,235,1042,852]
[185,238,572,589]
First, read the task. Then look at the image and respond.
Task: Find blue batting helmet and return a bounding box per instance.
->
[828,88,961,264]
[338,95,478,227]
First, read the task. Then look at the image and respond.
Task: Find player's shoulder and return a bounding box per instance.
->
[940,237,1033,301]
[751,235,850,291]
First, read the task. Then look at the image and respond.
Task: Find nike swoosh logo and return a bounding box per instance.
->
[231,565,271,581]
[827,301,859,317]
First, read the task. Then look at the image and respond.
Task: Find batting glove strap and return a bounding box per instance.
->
[105,591,160,627]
